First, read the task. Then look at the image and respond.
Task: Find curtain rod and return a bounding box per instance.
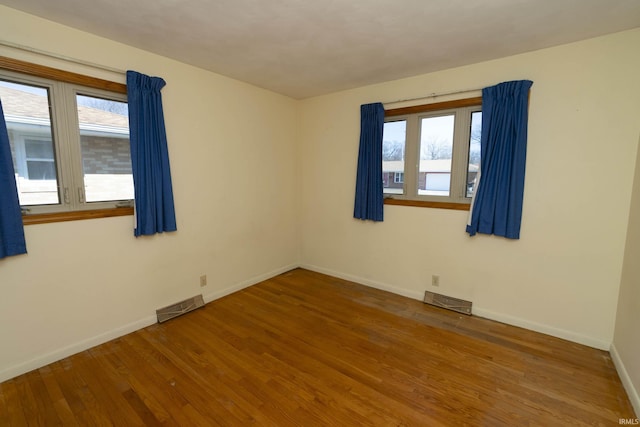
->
[383,87,482,106]
[0,40,125,75]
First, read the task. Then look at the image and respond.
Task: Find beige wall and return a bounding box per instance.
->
[0,6,299,381]
[299,29,640,350]
[613,131,640,415]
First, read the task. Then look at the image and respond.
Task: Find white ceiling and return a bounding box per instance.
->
[2,0,640,99]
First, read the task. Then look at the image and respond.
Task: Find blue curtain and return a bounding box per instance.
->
[467,80,533,239]
[0,99,27,258]
[354,102,385,221]
[127,71,177,236]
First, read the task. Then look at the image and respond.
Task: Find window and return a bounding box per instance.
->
[383,97,482,208]
[0,62,132,219]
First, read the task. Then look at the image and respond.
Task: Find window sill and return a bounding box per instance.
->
[384,198,471,211]
[22,207,134,226]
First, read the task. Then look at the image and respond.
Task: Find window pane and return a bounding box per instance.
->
[0,80,60,206]
[76,94,133,202]
[383,120,406,194]
[26,161,56,180]
[25,139,55,159]
[467,111,482,197]
[419,115,454,196]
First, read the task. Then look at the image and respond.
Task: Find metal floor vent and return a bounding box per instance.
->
[156,294,205,323]
[424,291,472,315]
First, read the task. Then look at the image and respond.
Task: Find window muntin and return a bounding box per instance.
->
[384,101,481,205]
[0,71,131,214]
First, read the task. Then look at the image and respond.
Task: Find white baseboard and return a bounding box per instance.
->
[610,343,640,418]
[301,263,425,301]
[0,315,157,383]
[202,263,299,303]
[301,263,611,350]
[0,263,299,383]
[471,307,610,350]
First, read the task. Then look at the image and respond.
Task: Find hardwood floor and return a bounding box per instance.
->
[0,268,635,426]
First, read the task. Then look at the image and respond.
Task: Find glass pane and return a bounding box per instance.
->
[0,80,60,205]
[382,120,406,194]
[76,94,133,202]
[25,139,55,159]
[467,111,482,197]
[26,161,56,180]
[419,115,454,196]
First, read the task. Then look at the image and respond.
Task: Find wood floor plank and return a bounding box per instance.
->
[99,341,180,426]
[122,331,248,426]
[38,365,79,426]
[21,370,62,425]
[48,359,107,426]
[237,280,508,422]
[11,375,39,425]
[71,350,146,426]
[212,295,447,424]
[195,305,426,426]
[0,379,28,426]
[0,268,635,426]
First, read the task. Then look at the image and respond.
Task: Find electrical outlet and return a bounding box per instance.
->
[431,274,440,287]
[199,274,207,287]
